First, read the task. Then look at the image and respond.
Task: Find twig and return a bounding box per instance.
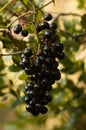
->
[72,32,86,38]
[60,29,86,40]
[0,46,34,56]
[27,0,40,52]
[0,28,7,32]
[0,51,23,56]
[0,0,13,14]
[52,12,81,23]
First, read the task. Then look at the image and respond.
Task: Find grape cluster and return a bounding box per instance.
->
[20,13,65,116]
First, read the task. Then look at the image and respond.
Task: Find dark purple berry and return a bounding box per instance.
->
[26,104,32,112]
[40,107,48,114]
[40,21,50,30]
[44,30,52,38]
[55,43,64,52]
[21,30,28,37]
[50,23,57,30]
[44,13,52,21]
[25,68,34,75]
[25,96,31,104]
[13,24,22,34]
[22,57,30,68]
[56,51,65,59]
[23,49,32,57]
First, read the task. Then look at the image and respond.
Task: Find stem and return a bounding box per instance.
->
[38,0,53,10]
[0,0,13,14]
[52,12,81,23]
[0,46,34,56]
[59,29,86,41]
[28,0,42,53]
[0,28,7,32]
[72,32,86,38]
[0,51,23,56]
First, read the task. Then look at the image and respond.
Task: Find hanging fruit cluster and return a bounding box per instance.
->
[19,13,65,116]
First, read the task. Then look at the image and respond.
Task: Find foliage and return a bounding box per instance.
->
[0,0,86,130]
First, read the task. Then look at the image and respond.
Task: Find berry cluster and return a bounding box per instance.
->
[13,24,28,37]
[20,13,65,116]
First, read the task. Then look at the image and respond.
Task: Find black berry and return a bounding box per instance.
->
[21,30,28,37]
[13,24,22,34]
[44,13,52,21]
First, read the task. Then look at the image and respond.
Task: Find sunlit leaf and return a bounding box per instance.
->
[18,71,28,80]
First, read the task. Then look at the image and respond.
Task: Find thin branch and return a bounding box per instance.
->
[52,12,81,23]
[0,0,13,14]
[38,0,53,10]
[72,32,86,39]
[0,51,23,56]
[59,29,86,40]
[20,0,29,10]
[27,0,40,52]
[0,28,7,32]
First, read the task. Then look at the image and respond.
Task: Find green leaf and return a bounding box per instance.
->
[18,71,28,80]
[29,35,35,42]
[10,89,18,98]
[77,0,86,9]
[66,79,78,93]
[8,64,21,72]
[81,14,86,30]
[11,97,24,108]
[0,57,5,71]
[63,20,71,30]
[79,72,86,83]
[61,56,74,66]
[12,55,21,65]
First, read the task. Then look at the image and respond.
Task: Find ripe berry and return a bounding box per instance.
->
[26,104,32,112]
[40,106,48,114]
[46,95,52,102]
[55,43,64,52]
[56,51,65,59]
[22,57,30,68]
[13,24,22,34]
[23,49,32,57]
[50,23,57,30]
[40,21,50,30]
[44,30,52,38]
[21,30,28,37]
[44,13,52,21]
[25,96,31,104]
[25,68,34,75]
[31,108,40,116]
